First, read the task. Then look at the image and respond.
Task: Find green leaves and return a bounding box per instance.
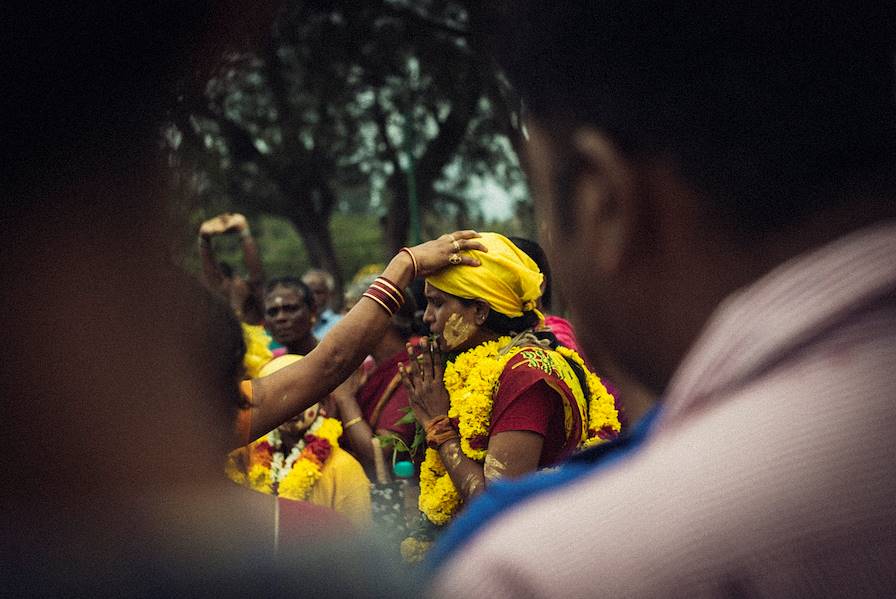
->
[375,407,425,463]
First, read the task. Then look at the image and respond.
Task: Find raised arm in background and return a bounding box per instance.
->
[198,212,265,323]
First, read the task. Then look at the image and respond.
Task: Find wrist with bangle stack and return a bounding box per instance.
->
[362,275,405,317]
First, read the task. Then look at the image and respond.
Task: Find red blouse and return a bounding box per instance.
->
[489,348,585,467]
[356,349,415,448]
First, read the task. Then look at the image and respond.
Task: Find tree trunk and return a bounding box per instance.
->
[384,179,411,256]
[285,192,344,309]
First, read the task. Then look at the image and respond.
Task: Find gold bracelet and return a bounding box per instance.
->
[343,416,364,429]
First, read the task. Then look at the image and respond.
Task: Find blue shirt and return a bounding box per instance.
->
[426,405,662,571]
[312,308,342,340]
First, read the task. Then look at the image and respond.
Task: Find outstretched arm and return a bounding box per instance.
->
[239,231,486,446]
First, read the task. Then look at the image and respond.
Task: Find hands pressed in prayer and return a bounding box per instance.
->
[400,337,450,428]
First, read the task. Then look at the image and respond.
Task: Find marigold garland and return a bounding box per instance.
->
[226,416,343,501]
[418,337,621,525]
[556,346,622,448]
[445,337,523,462]
[241,323,274,378]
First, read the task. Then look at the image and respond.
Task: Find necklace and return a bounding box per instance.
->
[418,336,621,525]
[226,415,344,501]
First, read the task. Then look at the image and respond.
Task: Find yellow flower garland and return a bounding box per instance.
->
[445,337,524,461]
[418,337,621,525]
[556,346,621,449]
[226,417,343,501]
[241,323,274,379]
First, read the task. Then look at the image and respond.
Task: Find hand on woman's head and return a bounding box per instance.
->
[409,230,487,278]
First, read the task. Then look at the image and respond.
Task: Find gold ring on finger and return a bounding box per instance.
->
[451,240,461,252]
[448,253,462,265]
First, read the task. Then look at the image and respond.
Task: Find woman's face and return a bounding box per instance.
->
[264,285,314,347]
[422,282,485,352]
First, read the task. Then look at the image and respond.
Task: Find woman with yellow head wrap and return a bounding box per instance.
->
[400,233,621,528]
[426,232,545,325]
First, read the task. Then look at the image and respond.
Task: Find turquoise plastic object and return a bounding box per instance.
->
[393,460,415,479]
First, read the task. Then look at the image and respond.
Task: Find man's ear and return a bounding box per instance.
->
[570,128,639,274]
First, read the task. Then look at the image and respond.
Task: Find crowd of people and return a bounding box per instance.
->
[5,2,896,597]
[202,221,620,555]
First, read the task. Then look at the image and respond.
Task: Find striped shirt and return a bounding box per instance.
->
[429,220,896,598]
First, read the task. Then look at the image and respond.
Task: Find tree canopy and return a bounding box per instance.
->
[166,0,530,293]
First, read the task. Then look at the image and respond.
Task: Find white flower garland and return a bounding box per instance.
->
[266,415,326,487]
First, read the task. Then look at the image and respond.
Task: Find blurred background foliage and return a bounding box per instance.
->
[166,0,534,297]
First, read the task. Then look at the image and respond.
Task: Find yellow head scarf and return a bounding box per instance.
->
[426,232,544,319]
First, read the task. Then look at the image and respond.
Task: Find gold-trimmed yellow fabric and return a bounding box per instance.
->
[426,232,543,318]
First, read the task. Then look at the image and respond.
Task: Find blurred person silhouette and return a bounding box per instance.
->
[303,268,343,340]
[426,3,896,597]
[2,4,496,594]
[1,2,422,595]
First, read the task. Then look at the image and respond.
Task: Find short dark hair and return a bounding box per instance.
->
[264,277,316,312]
[494,2,896,233]
[459,297,540,337]
[508,236,551,311]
